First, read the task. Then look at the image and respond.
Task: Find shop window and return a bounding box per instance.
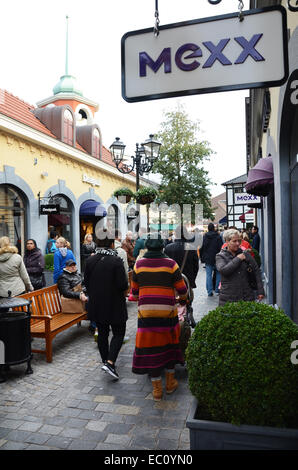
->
[48,194,72,248]
[63,109,74,146]
[0,185,26,255]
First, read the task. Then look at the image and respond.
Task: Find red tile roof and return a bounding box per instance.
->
[0,89,115,161]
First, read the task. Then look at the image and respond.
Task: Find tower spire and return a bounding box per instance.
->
[65,15,69,75]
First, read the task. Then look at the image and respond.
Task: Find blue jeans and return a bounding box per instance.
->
[205,264,220,295]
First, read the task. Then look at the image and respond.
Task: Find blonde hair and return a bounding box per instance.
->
[0,236,18,253]
[83,233,93,244]
[241,232,249,242]
[56,237,71,249]
[223,229,241,242]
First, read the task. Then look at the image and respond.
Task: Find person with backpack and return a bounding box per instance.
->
[46,230,58,254]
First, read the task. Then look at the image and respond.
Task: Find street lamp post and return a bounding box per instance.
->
[109,134,161,192]
[110,134,161,233]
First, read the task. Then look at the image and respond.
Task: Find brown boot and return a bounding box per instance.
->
[151,378,163,401]
[166,371,178,394]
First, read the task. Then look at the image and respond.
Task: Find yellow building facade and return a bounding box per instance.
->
[0,87,147,269]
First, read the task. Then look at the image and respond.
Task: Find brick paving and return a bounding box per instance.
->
[0,264,219,450]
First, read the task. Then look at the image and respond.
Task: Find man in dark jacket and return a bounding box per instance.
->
[84,229,128,380]
[200,223,223,296]
[251,225,261,252]
[57,259,87,301]
[164,226,199,289]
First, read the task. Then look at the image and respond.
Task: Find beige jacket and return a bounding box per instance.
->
[0,246,33,297]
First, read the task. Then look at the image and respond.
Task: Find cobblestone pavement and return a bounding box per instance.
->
[0,263,219,450]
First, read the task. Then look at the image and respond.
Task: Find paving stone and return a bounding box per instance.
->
[0,439,7,447]
[105,433,132,446]
[18,421,43,432]
[0,419,22,429]
[39,424,64,435]
[60,427,83,439]
[114,405,140,415]
[157,438,179,449]
[68,439,98,450]
[94,395,115,403]
[85,420,108,432]
[1,440,29,450]
[46,436,72,449]
[104,422,134,435]
[65,417,88,429]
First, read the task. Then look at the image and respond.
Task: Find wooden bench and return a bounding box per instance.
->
[15,284,87,363]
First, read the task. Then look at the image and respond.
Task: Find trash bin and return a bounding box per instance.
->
[0,296,33,382]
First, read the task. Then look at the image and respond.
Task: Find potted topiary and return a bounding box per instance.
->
[186,301,298,450]
[112,187,135,203]
[134,187,158,205]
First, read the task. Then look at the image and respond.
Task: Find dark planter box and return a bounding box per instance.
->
[44,270,54,287]
[186,398,298,450]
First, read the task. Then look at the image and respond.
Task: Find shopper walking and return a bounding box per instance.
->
[81,233,96,272]
[121,231,135,270]
[164,225,199,289]
[200,223,222,296]
[84,229,128,379]
[216,228,264,306]
[24,239,46,290]
[131,235,187,401]
[0,236,33,297]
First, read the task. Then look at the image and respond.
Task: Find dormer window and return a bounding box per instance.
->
[63,109,74,145]
[92,128,100,159]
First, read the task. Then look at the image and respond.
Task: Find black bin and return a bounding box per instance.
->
[0,297,33,382]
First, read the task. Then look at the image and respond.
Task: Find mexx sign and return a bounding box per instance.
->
[122,6,288,102]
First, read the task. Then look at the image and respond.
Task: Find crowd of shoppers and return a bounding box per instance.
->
[0,222,264,402]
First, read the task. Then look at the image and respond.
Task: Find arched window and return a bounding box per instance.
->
[63,109,74,145]
[48,194,72,247]
[0,185,26,255]
[92,128,101,159]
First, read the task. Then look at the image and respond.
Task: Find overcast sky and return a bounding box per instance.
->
[1,0,250,197]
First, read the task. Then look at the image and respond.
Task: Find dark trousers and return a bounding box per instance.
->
[96,322,126,364]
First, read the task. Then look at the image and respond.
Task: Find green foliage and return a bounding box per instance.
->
[251,248,261,267]
[152,104,214,220]
[44,253,54,271]
[186,301,298,427]
[135,187,158,204]
[112,187,135,198]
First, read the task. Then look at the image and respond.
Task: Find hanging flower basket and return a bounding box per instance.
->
[134,187,158,205]
[112,187,135,203]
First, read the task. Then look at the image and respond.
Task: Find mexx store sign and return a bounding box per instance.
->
[122,6,288,102]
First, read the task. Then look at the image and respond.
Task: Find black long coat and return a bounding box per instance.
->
[164,240,199,288]
[84,248,128,325]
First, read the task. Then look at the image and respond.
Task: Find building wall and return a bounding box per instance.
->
[0,127,142,271]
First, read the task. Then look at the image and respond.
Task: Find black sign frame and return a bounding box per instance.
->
[121,5,289,103]
[39,204,60,216]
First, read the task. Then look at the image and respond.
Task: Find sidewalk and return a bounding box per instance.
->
[0,264,218,450]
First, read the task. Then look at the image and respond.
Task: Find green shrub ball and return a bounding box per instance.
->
[186,301,298,427]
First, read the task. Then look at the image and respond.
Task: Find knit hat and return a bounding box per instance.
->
[145,235,164,251]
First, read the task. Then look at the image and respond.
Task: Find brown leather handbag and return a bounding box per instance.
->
[60,283,85,313]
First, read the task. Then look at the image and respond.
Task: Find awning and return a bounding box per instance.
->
[239,209,253,223]
[79,200,107,217]
[219,215,227,225]
[245,156,274,196]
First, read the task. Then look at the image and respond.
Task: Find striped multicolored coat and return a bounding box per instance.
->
[131,255,188,376]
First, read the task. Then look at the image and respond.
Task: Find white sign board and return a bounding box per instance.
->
[235,193,261,205]
[122,6,288,102]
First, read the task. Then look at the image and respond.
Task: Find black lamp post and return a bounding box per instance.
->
[109,134,161,192]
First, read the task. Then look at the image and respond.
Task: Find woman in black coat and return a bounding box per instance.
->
[23,239,45,290]
[164,226,199,288]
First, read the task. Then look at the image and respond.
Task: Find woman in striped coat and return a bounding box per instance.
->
[131,236,188,401]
